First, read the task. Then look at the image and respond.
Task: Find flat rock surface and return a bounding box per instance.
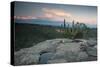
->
[14,38,97,65]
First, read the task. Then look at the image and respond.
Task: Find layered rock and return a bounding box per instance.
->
[14,38,97,65]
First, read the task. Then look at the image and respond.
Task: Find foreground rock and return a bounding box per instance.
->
[48,59,67,63]
[14,38,97,65]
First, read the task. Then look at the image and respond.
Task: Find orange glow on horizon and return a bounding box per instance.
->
[14,8,97,25]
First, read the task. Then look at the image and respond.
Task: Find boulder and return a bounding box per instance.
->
[39,53,54,64]
[56,42,81,52]
[14,38,97,65]
[14,53,40,65]
[87,40,97,47]
[52,42,81,62]
[48,59,67,63]
[86,47,97,57]
[77,52,88,61]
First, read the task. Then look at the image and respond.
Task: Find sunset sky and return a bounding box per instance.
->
[14,1,97,26]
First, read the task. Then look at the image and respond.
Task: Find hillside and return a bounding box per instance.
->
[15,23,97,51]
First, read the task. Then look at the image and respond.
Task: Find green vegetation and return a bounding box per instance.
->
[15,23,64,51]
[15,20,97,51]
[62,19,91,39]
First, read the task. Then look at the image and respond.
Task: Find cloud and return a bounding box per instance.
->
[41,8,97,24]
[72,16,97,24]
[42,8,71,17]
[41,8,72,21]
[14,16,37,19]
[14,8,97,25]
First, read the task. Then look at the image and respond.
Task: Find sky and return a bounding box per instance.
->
[14,1,97,27]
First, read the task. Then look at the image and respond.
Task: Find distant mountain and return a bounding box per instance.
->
[15,19,97,28]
